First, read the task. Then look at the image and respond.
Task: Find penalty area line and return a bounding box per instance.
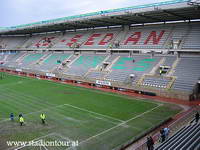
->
[76,104,163,146]
[64,103,124,123]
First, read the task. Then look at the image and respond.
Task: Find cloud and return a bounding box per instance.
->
[0,0,172,27]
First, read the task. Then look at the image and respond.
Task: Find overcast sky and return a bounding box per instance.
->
[0,0,170,27]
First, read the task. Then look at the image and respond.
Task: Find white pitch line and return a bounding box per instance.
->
[77,104,163,146]
[54,133,72,142]
[64,103,124,123]
[0,104,65,123]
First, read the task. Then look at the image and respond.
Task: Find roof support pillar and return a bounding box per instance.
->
[123,25,130,31]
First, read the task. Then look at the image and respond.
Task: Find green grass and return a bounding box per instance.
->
[0,73,182,150]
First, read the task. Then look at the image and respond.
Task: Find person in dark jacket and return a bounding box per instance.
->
[147,136,154,150]
[10,113,14,121]
[195,112,199,123]
[160,128,165,142]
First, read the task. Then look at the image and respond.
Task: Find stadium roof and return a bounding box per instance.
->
[0,0,200,35]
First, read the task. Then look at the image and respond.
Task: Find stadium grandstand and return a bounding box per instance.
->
[0,0,200,150]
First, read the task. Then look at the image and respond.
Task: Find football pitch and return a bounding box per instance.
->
[0,73,182,150]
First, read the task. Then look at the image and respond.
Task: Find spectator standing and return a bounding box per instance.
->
[160,128,165,143]
[195,112,199,123]
[164,127,170,139]
[147,136,154,150]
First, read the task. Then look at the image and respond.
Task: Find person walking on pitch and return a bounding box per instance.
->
[19,116,24,126]
[40,113,46,124]
[10,113,14,121]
